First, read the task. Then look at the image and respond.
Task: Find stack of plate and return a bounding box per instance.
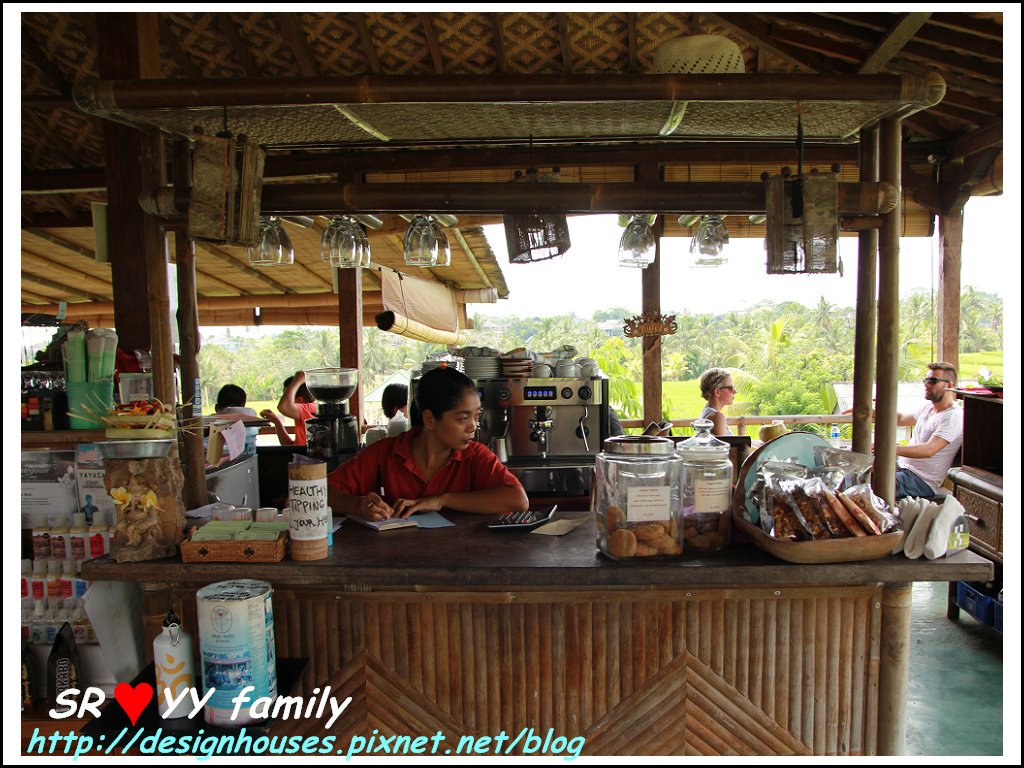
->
[420,356,464,374]
[465,357,501,379]
[500,358,534,378]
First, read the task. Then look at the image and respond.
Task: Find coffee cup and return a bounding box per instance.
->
[556,362,580,377]
[581,363,599,378]
[533,364,552,377]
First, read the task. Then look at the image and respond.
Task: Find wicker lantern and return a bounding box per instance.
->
[503,167,571,263]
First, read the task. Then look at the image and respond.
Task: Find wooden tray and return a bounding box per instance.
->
[180,531,287,563]
[732,509,904,564]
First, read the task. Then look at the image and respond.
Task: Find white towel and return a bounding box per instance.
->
[893,498,923,554]
[903,500,942,559]
[924,495,969,560]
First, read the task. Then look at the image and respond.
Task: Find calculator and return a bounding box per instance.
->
[488,505,557,530]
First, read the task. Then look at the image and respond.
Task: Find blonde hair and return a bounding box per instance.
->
[699,368,731,400]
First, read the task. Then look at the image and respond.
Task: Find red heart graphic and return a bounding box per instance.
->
[114,682,153,726]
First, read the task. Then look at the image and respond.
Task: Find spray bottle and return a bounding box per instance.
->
[153,608,195,718]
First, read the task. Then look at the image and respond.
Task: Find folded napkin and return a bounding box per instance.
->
[894,498,923,554]
[903,499,942,559]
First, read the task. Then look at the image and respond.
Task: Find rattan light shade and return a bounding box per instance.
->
[503,167,572,263]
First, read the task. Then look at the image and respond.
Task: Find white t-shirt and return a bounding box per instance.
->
[897,402,963,491]
[386,411,410,437]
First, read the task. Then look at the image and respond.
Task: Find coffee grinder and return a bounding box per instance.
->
[304,367,359,469]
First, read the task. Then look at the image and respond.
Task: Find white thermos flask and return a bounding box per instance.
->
[153,608,195,718]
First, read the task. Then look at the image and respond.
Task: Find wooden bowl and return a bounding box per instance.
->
[732,508,904,564]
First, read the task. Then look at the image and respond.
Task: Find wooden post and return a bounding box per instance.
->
[96,14,168,386]
[936,212,963,371]
[171,141,208,511]
[640,163,663,427]
[872,118,902,507]
[877,583,912,754]
[338,268,364,427]
[852,126,879,454]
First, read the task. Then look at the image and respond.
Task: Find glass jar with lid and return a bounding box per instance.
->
[594,435,684,560]
[678,418,733,550]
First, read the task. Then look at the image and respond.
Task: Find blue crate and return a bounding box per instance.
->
[994,598,1003,634]
[957,581,995,626]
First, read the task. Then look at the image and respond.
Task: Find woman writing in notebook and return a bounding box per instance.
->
[327,366,528,521]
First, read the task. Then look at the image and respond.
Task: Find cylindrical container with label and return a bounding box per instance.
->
[49,525,70,562]
[30,560,48,609]
[288,462,329,560]
[197,579,278,726]
[594,436,684,560]
[678,418,733,551]
[88,512,110,559]
[154,608,195,718]
[69,513,90,570]
[32,522,51,562]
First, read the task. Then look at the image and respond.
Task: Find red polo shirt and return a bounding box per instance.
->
[327,428,522,502]
[293,401,318,445]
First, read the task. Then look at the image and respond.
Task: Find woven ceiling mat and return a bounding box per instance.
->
[300,13,367,76]
[427,13,503,75]
[673,102,919,141]
[163,12,249,79]
[21,13,99,88]
[22,108,105,169]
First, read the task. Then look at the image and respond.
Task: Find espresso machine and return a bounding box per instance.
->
[304,367,359,470]
[478,376,610,504]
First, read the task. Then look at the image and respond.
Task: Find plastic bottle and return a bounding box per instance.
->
[88,511,110,559]
[30,560,48,610]
[49,524,70,562]
[61,560,77,609]
[829,423,841,448]
[46,561,64,611]
[69,513,90,571]
[153,608,195,718]
[21,560,33,611]
[32,518,51,562]
[30,603,47,644]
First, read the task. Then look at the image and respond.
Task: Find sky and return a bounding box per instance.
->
[480,195,1016,319]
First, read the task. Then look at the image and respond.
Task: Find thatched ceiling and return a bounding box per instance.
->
[20,11,1004,324]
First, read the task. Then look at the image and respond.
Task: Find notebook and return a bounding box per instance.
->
[346,511,453,531]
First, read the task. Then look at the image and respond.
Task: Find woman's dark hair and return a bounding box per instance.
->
[215,384,247,411]
[411,367,476,427]
[382,383,409,418]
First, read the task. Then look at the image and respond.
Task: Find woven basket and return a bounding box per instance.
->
[653,35,745,74]
[180,531,287,563]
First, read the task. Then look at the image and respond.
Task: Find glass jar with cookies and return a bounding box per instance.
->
[678,418,733,550]
[594,435,684,560]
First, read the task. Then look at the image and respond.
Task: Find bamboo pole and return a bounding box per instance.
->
[872,117,903,507]
[75,72,944,110]
[877,583,912,755]
[170,143,207,512]
[853,125,880,454]
[937,212,963,369]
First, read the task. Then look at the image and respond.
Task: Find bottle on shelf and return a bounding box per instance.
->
[830,423,841,448]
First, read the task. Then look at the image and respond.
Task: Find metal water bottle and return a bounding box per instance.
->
[153,608,195,718]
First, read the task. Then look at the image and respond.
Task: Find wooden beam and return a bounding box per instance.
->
[859,12,931,73]
[639,164,662,429]
[936,212,962,371]
[768,27,864,66]
[277,221,334,289]
[275,13,320,76]
[419,13,445,74]
[488,13,508,74]
[927,12,1003,41]
[349,12,381,74]
[24,110,77,168]
[25,229,97,260]
[556,13,573,72]
[705,13,821,73]
[197,242,295,293]
[449,228,495,290]
[852,124,878,455]
[627,12,637,72]
[22,271,109,302]
[947,119,1002,161]
[338,267,364,427]
[20,247,111,294]
[22,289,54,304]
[215,13,259,76]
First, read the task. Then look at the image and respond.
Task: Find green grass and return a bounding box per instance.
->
[958,352,1003,381]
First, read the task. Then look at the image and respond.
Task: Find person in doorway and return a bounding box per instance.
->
[327,366,528,521]
[260,372,318,446]
[382,383,411,437]
[697,368,736,436]
[894,362,963,499]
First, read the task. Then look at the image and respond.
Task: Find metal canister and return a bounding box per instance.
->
[594,435,684,559]
[196,579,277,726]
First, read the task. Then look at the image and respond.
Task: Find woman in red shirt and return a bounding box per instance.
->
[328,367,528,520]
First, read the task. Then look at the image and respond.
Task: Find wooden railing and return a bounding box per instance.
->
[620,413,855,436]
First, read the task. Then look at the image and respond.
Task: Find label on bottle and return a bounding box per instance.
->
[626,486,671,522]
[694,478,731,514]
[88,532,106,559]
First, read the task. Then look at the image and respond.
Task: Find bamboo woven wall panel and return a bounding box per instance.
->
[235,585,886,756]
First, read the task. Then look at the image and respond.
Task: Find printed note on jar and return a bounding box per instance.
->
[626,486,671,522]
[694,478,731,514]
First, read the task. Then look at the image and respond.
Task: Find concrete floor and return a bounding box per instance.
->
[905,580,1004,757]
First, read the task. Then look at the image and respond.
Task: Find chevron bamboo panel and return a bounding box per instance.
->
[169,584,885,756]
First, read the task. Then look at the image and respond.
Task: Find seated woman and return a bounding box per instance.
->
[214,384,259,454]
[327,367,529,521]
[698,368,736,437]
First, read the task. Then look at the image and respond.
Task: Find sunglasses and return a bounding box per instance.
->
[922,377,952,385]
[719,385,737,392]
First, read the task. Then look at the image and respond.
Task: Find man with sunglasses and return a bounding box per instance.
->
[894,362,963,499]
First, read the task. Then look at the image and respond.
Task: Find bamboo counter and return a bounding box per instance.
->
[83,513,994,757]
